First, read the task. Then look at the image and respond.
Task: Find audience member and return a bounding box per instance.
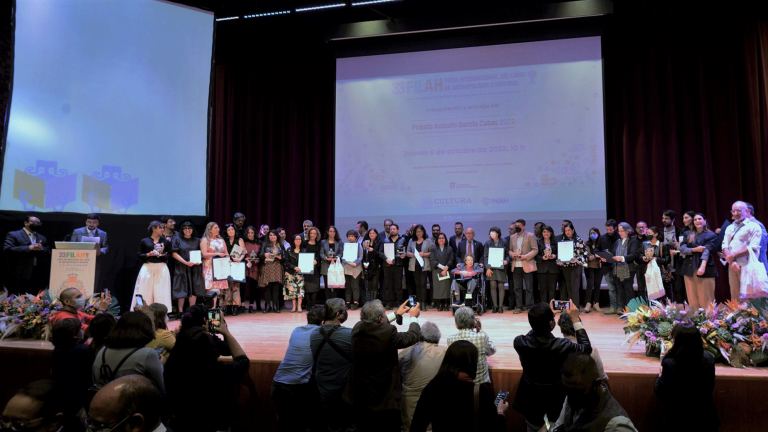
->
[3,215,49,295]
[557,313,607,381]
[399,321,447,431]
[310,298,353,432]
[87,375,165,432]
[654,324,719,432]
[164,304,249,432]
[1,380,64,432]
[410,340,508,431]
[447,306,496,384]
[271,305,324,432]
[91,311,165,395]
[51,318,92,421]
[87,313,117,359]
[50,287,111,331]
[348,299,421,431]
[550,353,636,432]
[513,303,592,432]
[144,303,176,364]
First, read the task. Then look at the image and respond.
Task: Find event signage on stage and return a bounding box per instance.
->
[50,241,98,299]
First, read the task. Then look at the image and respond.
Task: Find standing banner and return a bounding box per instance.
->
[50,242,98,299]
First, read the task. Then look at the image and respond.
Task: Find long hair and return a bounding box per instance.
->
[412,224,427,240]
[149,303,168,331]
[433,340,478,382]
[325,225,341,242]
[666,324,706,369]
[202,222,220,239]
[243,226,258,244]
[306,227,322,243]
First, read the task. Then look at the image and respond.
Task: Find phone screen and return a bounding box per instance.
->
[207,310,222,333]
[553,300,570,311]
[135,295,143,307]
[408,295,416,307]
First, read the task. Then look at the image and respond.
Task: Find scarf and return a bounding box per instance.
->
[614,239,630,281]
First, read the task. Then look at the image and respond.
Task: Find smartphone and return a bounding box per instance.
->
[103,289,109,298]
[207,309,222,333]
[135,294,144,307]
[408,295,416,307]
[494,390,509,406]
[553,300,570,311]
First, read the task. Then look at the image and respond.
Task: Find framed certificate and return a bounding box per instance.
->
[188,250,202,264]
[558,241,574,262]
[229,262,246,283]
[212,257,231,281]
[384,243,395,261]
[488,247,504,269]
[343,242,359,262]
[298,252,315,274]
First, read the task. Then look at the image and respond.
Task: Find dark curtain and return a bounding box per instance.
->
[208,23,336,235]
[602,1,768,299]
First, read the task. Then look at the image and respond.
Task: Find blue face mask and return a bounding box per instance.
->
[74,297,86,310]
[590,233,598,241]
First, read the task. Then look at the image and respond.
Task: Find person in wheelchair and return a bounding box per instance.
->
[452,254,483,306]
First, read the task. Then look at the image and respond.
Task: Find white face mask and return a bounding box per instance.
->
[74,297,86,310]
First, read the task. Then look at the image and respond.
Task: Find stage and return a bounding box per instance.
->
[1,309,765,431]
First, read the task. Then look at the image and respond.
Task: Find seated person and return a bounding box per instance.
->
[49,287,112,331]
[50,318,93,420]
[451,254,482,306]
[1,380,65,432]
[88,375,165,432]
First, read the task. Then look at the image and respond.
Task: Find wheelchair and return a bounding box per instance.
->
[450,270,486,316]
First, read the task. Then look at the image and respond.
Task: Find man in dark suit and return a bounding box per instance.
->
[448,221,465,255]
[456,227,483,268]
[3,215,49,295]
[348,299,421,432]
[70,213,109,292]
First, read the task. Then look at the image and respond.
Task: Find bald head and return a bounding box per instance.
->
[89,375,162,432]
[732,201,748,222]
[60,288,80,302]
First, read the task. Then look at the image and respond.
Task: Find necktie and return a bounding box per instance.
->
[468,242,472,255]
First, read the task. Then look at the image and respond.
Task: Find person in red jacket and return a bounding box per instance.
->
[49,288,111,330]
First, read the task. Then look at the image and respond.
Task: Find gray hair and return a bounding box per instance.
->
[360,299,386,324]
[454,306,475,330]
[420,321,441,344]
[618,222,633,235]
[324,298,346,321]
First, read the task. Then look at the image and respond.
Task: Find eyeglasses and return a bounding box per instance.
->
[0,416,45,431]
[84,414,132,432]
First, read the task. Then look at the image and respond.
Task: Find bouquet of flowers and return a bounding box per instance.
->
[0,289,60,341]
[622,298,684,357]
[689,299,768,367]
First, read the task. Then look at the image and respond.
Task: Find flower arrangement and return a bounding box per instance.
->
[622,297,768,367]
[0,290,61,341]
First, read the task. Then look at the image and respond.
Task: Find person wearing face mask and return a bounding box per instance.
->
[309,299,355,432]
[583,228,603,313]
[3,215,49,295]
[483,227,509,313]
[50,318,93,424]
[509,220,538,313]
[1,380,65,432]
[49,287,112,330]
[348,299,421,431]
[551,353,637,432]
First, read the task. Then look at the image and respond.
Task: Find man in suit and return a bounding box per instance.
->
[598,219,621,314]
[299,219,313,240]
[456,227,483,268]
[509,219,538,313]
[3,215,49,295]
[356,220,369,243]
[71,213,109,292]
[348,299,420,432]
[232,212,247,239]
[448,221,465,254]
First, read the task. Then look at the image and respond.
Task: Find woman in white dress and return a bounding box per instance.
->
[132,220,172,309]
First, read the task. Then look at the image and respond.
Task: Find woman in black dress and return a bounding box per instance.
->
[362,228,383,302]
[284,234,305,312]
[171,220,205,313]
[430,232,455,311]
[302,227,322,308]
[258,230,285,313]
[320,225,344,299]
[243,226,262,313]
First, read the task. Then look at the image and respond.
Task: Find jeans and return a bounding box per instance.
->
[604,270,619,310]
[512,267,534,308]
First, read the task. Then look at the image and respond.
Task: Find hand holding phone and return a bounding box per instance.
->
[408,295,416,307]
[494,390,509,406]
[553,300,571,311]
[135,294,144,308]
[207,309,222,333]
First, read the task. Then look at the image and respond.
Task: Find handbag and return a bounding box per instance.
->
[740,248,768,298]
[645,260,666,300]
[327,260,346,289]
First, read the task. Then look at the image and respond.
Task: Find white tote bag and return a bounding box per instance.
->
[327,260,346,289]
[645,260,666,300]
[740,248,768,299]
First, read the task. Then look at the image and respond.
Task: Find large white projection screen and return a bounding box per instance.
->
[0,0,212,215]
[335,37,606,237]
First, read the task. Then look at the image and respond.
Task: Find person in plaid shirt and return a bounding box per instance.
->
[446,306,496,384]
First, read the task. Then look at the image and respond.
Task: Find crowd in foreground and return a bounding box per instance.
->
[2,290,721,432]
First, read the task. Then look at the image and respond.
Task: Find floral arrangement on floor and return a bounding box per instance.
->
[622,297,768,367]
[0,289,60,341]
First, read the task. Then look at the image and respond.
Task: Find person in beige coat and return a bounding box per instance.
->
[508,219,538,313]
[398,321,447,431]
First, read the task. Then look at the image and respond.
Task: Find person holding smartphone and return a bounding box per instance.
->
[164,305,249,432]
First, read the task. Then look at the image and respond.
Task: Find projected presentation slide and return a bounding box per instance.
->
[0,0,212,215]
[335,37,606,235]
